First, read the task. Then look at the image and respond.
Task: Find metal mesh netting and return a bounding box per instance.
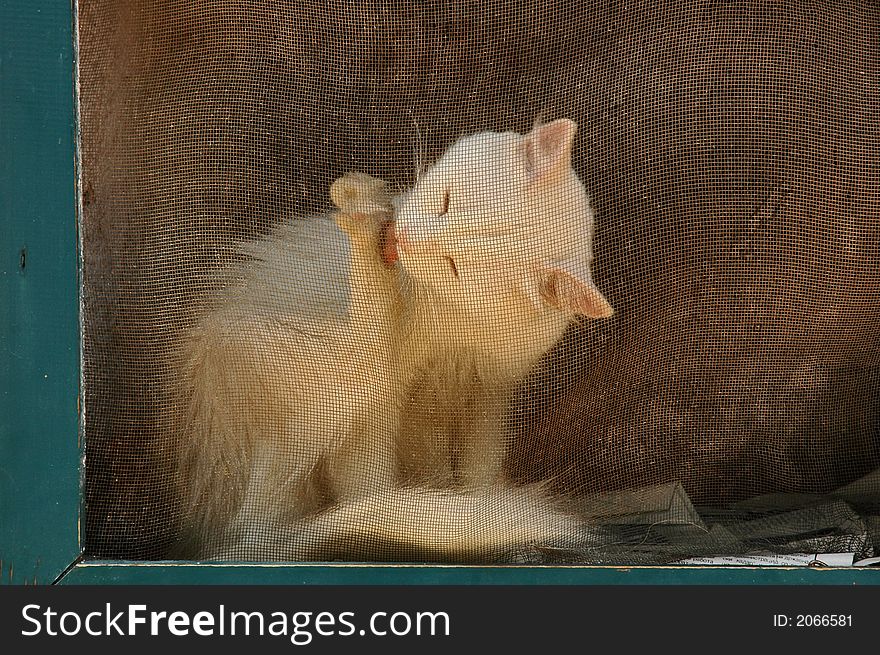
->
[79,0,880,563]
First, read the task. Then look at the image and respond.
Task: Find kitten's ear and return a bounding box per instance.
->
[534,261,614,318]
[522,118,578,182]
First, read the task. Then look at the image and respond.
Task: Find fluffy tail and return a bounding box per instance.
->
[204,485,592,563]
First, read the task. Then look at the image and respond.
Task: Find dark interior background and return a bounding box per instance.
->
[78,0,880,559]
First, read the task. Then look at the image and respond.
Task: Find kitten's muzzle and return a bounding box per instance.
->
[380,220,400,266]
[394,225,411,256]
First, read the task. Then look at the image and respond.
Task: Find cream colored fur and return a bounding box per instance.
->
[173,119,613,560]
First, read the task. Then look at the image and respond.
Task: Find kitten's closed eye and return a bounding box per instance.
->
[444,255,459,278]
[439,190,450,216]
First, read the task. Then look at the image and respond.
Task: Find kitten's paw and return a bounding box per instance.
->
[330,172,393,216]
[331,172,399,267]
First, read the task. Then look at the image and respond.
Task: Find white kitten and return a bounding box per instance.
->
[173,119,613,561]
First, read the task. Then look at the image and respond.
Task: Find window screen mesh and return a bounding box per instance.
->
[78,0,880,563]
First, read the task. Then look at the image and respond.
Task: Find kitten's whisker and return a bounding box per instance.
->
[419,125,427,181]
[408,110,427,185]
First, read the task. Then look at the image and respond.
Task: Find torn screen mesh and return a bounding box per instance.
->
[78,0,880,563]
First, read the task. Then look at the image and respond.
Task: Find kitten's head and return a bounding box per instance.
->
[394,119,613,327]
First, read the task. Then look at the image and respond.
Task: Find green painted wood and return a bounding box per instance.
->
[0,1,81,584]
[60,563,880,585]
